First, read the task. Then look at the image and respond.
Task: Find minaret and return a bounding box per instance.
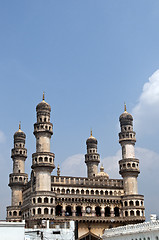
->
[85,130,100,178]
[32,93,55,191]
[119,104,145,222]
[7,123,28,221]
[119,104,139,195]
[30,94,56,224]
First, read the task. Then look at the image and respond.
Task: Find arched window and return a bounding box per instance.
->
[124,201,127,206]
[66,189,70,194]
[114,207,120,217]
[129,200,134,206]
[33,209,35,215]
[50,198,53,204]
[125,211,128,217]
[110,191,112,195]
[132,163,135,167]
[51,208,53,214]
[76,189,79,194]
[91,190,94,195]
[81,189,84,194]
[44,157,48,162]
[100,190,103,195]
[65,206,72,216]
[39,157,42,162]
[9,211,12,216]
[38,197,42,203]
[71,189,75,194]
[62,189,65,194]
[105,191,108,195]
[13,211,17,216]
[136,210,140,216]
[105,207,110,217]
[95,206,101,217]
[56,205,62,216]
[86,190,89,195]
[38,208,41,214]
[76,206,82,216]
[136,200,139,206]
[33,198,36,204]
[44,197,48,203]
[44,208,48,214]
[130,210,134,216]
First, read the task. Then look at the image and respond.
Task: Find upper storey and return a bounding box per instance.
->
[119,104,136,145]
[33,93,53,139]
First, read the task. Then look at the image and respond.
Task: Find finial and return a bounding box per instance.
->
[90,129,92,136]
[43,92,45,101]
[124,102,127,112]
[18,121,22,132]
[57,164,60,177]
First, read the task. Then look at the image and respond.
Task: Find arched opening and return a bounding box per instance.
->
[76,206,82,216]
[44,208,48,214]
[130,210,134,216]
[76,189,79,194]
[44,157,48,162]
[105,191,108,195]
[136,200,139,206]
[66,189,70,194]
[38,197,42,203]
[56,205,62,216]
[95,206,101,217]
[65,206,72,216]
[50,198,53,204]
[33,209,35,215]
[44,197,48,203]
[129,200,134,206]
[71,189,75,194]
[124,201,127,206]
[105,207,110,217]
[13,211,17,216]
[136,210,140,216]
[51,208,53,214]
[100,190,103,195]
[33,198,36,204]
[38,208,41,214]
[61,189,65,194]
[91,190,94,195]
[39,157,42,162]
[81,189,84,194]
[95,190,99,195]
[19,211,22,216]
[125,211,128,217]
[86,190,89,195]
[114,207,120,217]
[9,211,12,216]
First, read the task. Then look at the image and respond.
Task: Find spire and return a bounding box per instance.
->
[43,91,45,101]
[124,102,127,112]
[18,121,22,132]
[90,129,92,137]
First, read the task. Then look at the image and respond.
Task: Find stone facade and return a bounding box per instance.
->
[6,97,145,239]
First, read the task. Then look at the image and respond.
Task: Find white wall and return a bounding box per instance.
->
[0,221,25,240]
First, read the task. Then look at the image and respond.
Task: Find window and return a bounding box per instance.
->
[38,208,41,214]
[38,197,42,203]
[114,207,120,217]
[44,197,48,203]
[44,208,48,214]
[95,206,101,217]
[105,207,110,217]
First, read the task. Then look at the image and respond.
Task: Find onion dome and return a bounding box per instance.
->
[14,122,26,138]
[36,92,51,112]
[95,164,109,179]
[119,104,133,126]
[86,130,97,145]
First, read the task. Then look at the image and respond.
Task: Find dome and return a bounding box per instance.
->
[36,93,51,112]
[119,104,133,122]
[95,165,109,179]
[86,130,97,144]
[14,123,26,139]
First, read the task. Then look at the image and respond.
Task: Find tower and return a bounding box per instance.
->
[119,105,145,221]
[7,123,28,221]
[85,130,100,178]
[29,94,55,225]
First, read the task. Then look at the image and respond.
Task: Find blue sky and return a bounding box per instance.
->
[1,1,159,220]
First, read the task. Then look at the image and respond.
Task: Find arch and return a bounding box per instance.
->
[95,190,99,195]
[136,210,140,216]
[65,206,72,216]
[13,211,17,216]
[100,190,103,195]
[9,211,12,216]
[105,191,108,195]
[49,158,52,163]
[44,208,48,214]
[33,209,35,215]
[66,189,70,194]
[56,205,62,216]
[76,189,79,194]
[61,188,65,194]
[105,207,110,217]
[136,200,139,206]
[38,208,41,214]
[130,210,134,216]
[33,198,36,204]
[124,201,127,206]
[81,189,84,194]
[86,190,89,195]
[95,206,101,217]
[39,157,43,162]
[91,190,94,195]
[19,177,22,181]
[38,197,42,203]
[125,211,128,217]
[71,189,75,194]
[114,207,120,217]
[44,157,48,162]
[76,206,82,216]
[129,200,134,206]
[132,163,135,167]
[50,198,53,204]
[51,208,53,214]
[44,197,48,203]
